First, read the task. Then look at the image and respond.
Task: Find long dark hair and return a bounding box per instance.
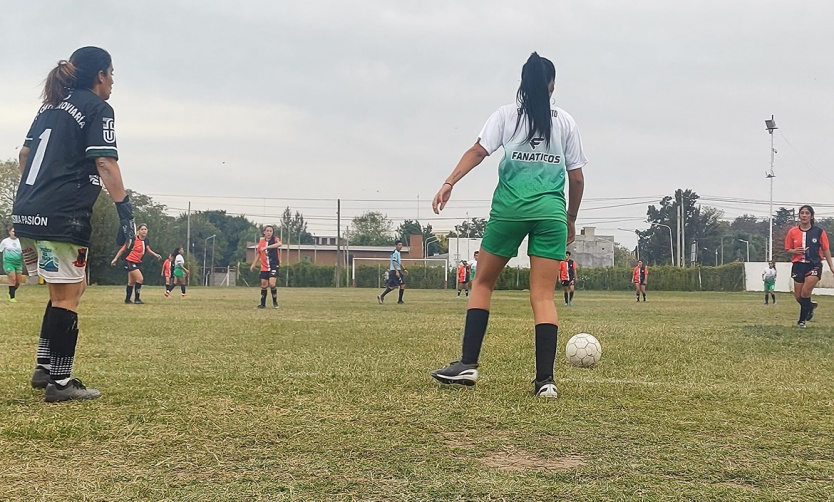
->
[799,205,815,226]
[42,46,112,105]
[172,247,183,259]
[513,52,556,146]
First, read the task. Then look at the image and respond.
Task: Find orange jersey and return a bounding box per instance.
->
[560,260,576,281]
[257,237,280,271]
[632,265,648,283]
[162,258,171,275]
[785,225,829,263]
[457,265,468,282]
[123,238,147,263]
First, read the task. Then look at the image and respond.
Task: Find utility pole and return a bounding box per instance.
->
[335,199,341,288]
[765,115,777,261]
[186,200,191,263]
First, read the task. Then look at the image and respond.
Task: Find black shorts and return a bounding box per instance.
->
[124,260,140,272]
[791,262,822,283]
[259,267,279,281]
[561,280,573,287]
[387,270,405,288]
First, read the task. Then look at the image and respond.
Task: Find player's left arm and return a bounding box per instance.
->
[266,238,282,249]
[18,147,29,175]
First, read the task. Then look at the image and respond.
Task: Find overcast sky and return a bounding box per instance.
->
[2,1,833,247]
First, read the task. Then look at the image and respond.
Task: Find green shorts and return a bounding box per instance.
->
[3,260,23,275]
[764,280,775,292]
[174,268,185,279]
[481,219,567,261]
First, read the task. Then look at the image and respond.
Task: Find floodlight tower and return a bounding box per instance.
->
[765,115,777,261]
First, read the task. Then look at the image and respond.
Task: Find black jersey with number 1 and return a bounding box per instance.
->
[12,88,118,247]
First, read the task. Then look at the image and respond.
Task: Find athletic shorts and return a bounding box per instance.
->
[19,239,87,284]
[174,268,185,279]
[124,260,140,272]
[259,267,279,280]
[764,280,775,292]
[480,219,567,261]
[561,280,573,287]
[387,270,405,288]
[634,280,646,286]
[791,262,822,283]
[3,260,23,275]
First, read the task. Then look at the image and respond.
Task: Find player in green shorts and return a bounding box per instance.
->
[0,227,24,302]
[430,52,587,398]
[762,260,777,305]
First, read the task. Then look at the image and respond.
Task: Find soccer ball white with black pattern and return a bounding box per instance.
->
[565,333,602,368]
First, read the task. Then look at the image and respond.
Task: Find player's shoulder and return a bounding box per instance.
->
[553,106,578,127]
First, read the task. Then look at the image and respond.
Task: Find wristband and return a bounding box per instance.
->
[444,182,453,188]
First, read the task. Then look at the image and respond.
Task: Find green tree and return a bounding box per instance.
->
[347,211,393,246]
[642,189,723,266]
[614,243,634,267]
[278,207,314,244]
[396,219,444,255]
[450,217,487,238]
[0,159,21,228]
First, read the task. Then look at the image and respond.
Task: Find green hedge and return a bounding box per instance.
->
[235,262,745,291]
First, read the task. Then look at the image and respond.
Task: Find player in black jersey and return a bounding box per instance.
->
[13,47,135,402]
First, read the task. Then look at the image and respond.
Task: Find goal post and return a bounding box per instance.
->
[352,257,450,289]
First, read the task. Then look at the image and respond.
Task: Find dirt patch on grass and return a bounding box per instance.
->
[481,452,585,472]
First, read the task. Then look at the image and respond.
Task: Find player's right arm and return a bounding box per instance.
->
[111,245,126,266]
[18,146,29,175]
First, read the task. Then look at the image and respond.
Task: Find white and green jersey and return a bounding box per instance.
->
[763,268,777,283]
[0,237,23,268]
[478,103,587,222]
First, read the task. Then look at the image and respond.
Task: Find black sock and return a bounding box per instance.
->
[166,284,175,292]
[764,293,769,304]
[381,287,392,298]
[9,285,16,299]
[642,293,646,301]
[771,294,776,303]
[461,309,490,365]
[47,307,79,382]
[398,288,404,302]
[564,292,569,303]
[569,291,574,301]
[535,324,558,382]
[271,287,278,305]
[134,283,142,301]
[180,284,186,295]
[800,297,812,322]
[126,285,133,301]
[36,301,52,371]
[260,288,267,306]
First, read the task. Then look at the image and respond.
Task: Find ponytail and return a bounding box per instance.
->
[42,60,77,105]
[41,46,112,105]
[513,52,557,146]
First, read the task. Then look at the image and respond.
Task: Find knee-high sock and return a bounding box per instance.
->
[535,324,558,382]
[134,283,142,300]
[764,293,769,304]
[381,287,393,298]
[398,288,404,302]
[180,284,186,295]
[271,287,278,305]
[125,285,133,301]
[799,297,812,322]
[564,292,569,303]
[9,285,16,299]
[260,288,267,306]
[47,307,79,384]
[461,309,490,364]
[36,301,52,371]
[569,291,574,301]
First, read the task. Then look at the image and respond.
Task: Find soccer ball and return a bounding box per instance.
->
[565,333,602,368]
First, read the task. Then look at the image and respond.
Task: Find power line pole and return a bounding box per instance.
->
[335,198,341,288]
[765,115,777,261]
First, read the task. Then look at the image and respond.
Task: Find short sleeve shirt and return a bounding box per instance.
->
[389,249,401,271]
[763,268,777,282]
[0,237,23,265]
[124,238,148,263]
[257,237,280,271]
[478,103,587,222]
[13,89,118,246]
[785,226,829,264]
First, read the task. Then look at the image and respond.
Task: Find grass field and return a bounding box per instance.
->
[1,286,833,501]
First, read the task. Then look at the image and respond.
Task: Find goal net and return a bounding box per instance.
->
[352,257,450,289]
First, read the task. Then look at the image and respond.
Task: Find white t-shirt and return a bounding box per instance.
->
[763,268,777,282]
[477,103,587,222]
[0,237,22,262]
[175,255,185,268]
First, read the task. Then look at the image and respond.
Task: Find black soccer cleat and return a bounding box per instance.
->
[124,299,133,304]
[44,378,101,403]
[31,367,51,389]
[430,361,479,386]
[533,377,559,398]
[807,301,818,321]
[377,295,384,304]
[133,299,144,305]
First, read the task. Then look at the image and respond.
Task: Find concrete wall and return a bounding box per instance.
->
[743,262,834,296]
[570,227,615,268]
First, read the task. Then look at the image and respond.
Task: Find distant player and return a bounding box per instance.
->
[13,47,132,401]
[470,250,479,283]
[377,240,406,304]
[161,253,173,296]
[785,205,834,328]
[0,227,24,302]
[762,261,777,306]
[430,52,587,398]
[560,251,577,305]
[166,246,189,298]
[250,225,281,309]
[110,223,161,304]
[456,260,470,297]
[632,260,648,302]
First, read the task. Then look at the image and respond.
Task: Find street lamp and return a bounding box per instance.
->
[765,115,777,261]
[424,235,439,258]
[203,234,216,286]
[651,223,675,266]
[617,228,641,261]
[738,239,750,262]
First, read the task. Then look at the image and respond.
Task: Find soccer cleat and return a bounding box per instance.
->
[124,299,133,304]
[31,367,51,389]
[9,297,17,303]
[564,302,569,306]
[430,361,479,386]
[164,290,170,298]
[397,301,405,304]
[807,301,818,321]
[797,321,807,329]
[133,299,144,305]
[181,295,187,299]
[273,303,279,309]
[534,378,559,398]
[377,295,384,304]
[257,304,266,309]
[44,378,101,402]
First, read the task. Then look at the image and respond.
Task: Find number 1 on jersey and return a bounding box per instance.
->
[25,128,52,186]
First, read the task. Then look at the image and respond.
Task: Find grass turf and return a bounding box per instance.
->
[1,286,833,500]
